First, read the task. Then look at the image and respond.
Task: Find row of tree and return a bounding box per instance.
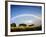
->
[11,23,34,27]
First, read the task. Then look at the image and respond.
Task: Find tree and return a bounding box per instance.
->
[19,23,27,27]
[29,24,34,26]
[11,23,16,27]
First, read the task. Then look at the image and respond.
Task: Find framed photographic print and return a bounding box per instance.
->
[5,1,45,36]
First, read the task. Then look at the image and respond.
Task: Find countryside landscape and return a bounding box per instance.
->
[11,5,42,32]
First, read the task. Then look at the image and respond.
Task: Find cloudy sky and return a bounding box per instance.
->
[10,5,42,26]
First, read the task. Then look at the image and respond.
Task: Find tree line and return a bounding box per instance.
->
[11,23,34,27]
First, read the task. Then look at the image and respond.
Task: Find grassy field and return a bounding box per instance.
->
[11,25,42,32]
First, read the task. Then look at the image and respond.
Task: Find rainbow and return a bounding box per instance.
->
[11,14,41,20]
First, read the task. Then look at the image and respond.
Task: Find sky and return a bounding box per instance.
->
[10,5,42,26]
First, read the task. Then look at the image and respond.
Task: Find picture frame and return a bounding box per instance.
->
[5,1,45,36]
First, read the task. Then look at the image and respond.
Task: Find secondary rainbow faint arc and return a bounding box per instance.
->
[11,14,41,20]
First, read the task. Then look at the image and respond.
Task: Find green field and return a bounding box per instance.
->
[11,25,42,32]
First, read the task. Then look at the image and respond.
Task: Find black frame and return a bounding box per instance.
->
[5,1,45,36]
